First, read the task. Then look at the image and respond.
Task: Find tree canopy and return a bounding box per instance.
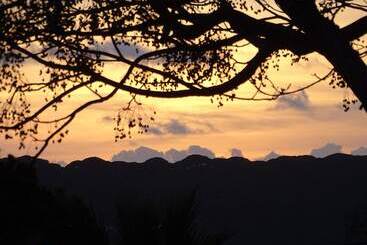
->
[0,0,366,156]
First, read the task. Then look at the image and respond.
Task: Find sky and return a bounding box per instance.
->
[0,4,366,164]
[2,64,367,164]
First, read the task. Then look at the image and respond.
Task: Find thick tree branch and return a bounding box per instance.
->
[342,16,367,40]
[92,48,273,98]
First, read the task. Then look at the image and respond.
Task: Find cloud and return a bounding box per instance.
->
[186,145,215,158]
[112,145,215,163]
[148,119,204,135]
[111,146,164,163]
[164,119,193,134]
[165,149,188,163]
[98,41,151,59]
[101,116,114,122]
[351,146,367,156]
[259,151,280,161]
[55,161,67,166]
[230,148,243,158]
[272,91,310,111]
[310,143,342,158]
[147,127,164,135]
[164,145,215,162]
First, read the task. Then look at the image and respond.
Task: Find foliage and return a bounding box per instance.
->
[0,0,366,156]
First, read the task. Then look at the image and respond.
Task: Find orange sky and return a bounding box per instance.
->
[0,4,366,163]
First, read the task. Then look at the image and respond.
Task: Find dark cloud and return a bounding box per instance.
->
[101,116,212,135]
[273,91,310,111]
[147,127,164,135]
[101,116,114,122]
[351,146,367,156]
[310,143,342,158]
[164,119,192,134]
[111,145,215,163]
[148,119,204,135]
[230,148,243,158]
[98,41,150,59]
[177,110,306,133]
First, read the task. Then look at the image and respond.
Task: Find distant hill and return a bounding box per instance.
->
[2,154,367,245]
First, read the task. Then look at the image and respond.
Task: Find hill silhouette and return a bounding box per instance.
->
[2,154,367,245]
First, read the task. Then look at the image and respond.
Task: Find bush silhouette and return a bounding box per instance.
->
[0,156,108,245]
[116,189,227,245]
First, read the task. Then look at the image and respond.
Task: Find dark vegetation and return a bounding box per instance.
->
[0,156,227,245]
[0,156,108,245]
[1,154,367,244]
[116,190,226,245]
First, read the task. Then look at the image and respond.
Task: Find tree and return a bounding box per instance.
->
[0,0,366,157]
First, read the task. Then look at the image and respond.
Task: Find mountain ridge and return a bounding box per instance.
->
[2,154,367,245]
[4,152,366,168]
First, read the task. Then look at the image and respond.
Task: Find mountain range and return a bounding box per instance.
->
[2,154,367,245]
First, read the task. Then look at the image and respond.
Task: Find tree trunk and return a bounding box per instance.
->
[319,36,367,111]
[274,0,367,111]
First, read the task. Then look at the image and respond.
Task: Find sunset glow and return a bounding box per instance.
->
[0,1,366,163]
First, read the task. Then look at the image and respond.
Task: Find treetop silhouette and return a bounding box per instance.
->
[0,0,366,156]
